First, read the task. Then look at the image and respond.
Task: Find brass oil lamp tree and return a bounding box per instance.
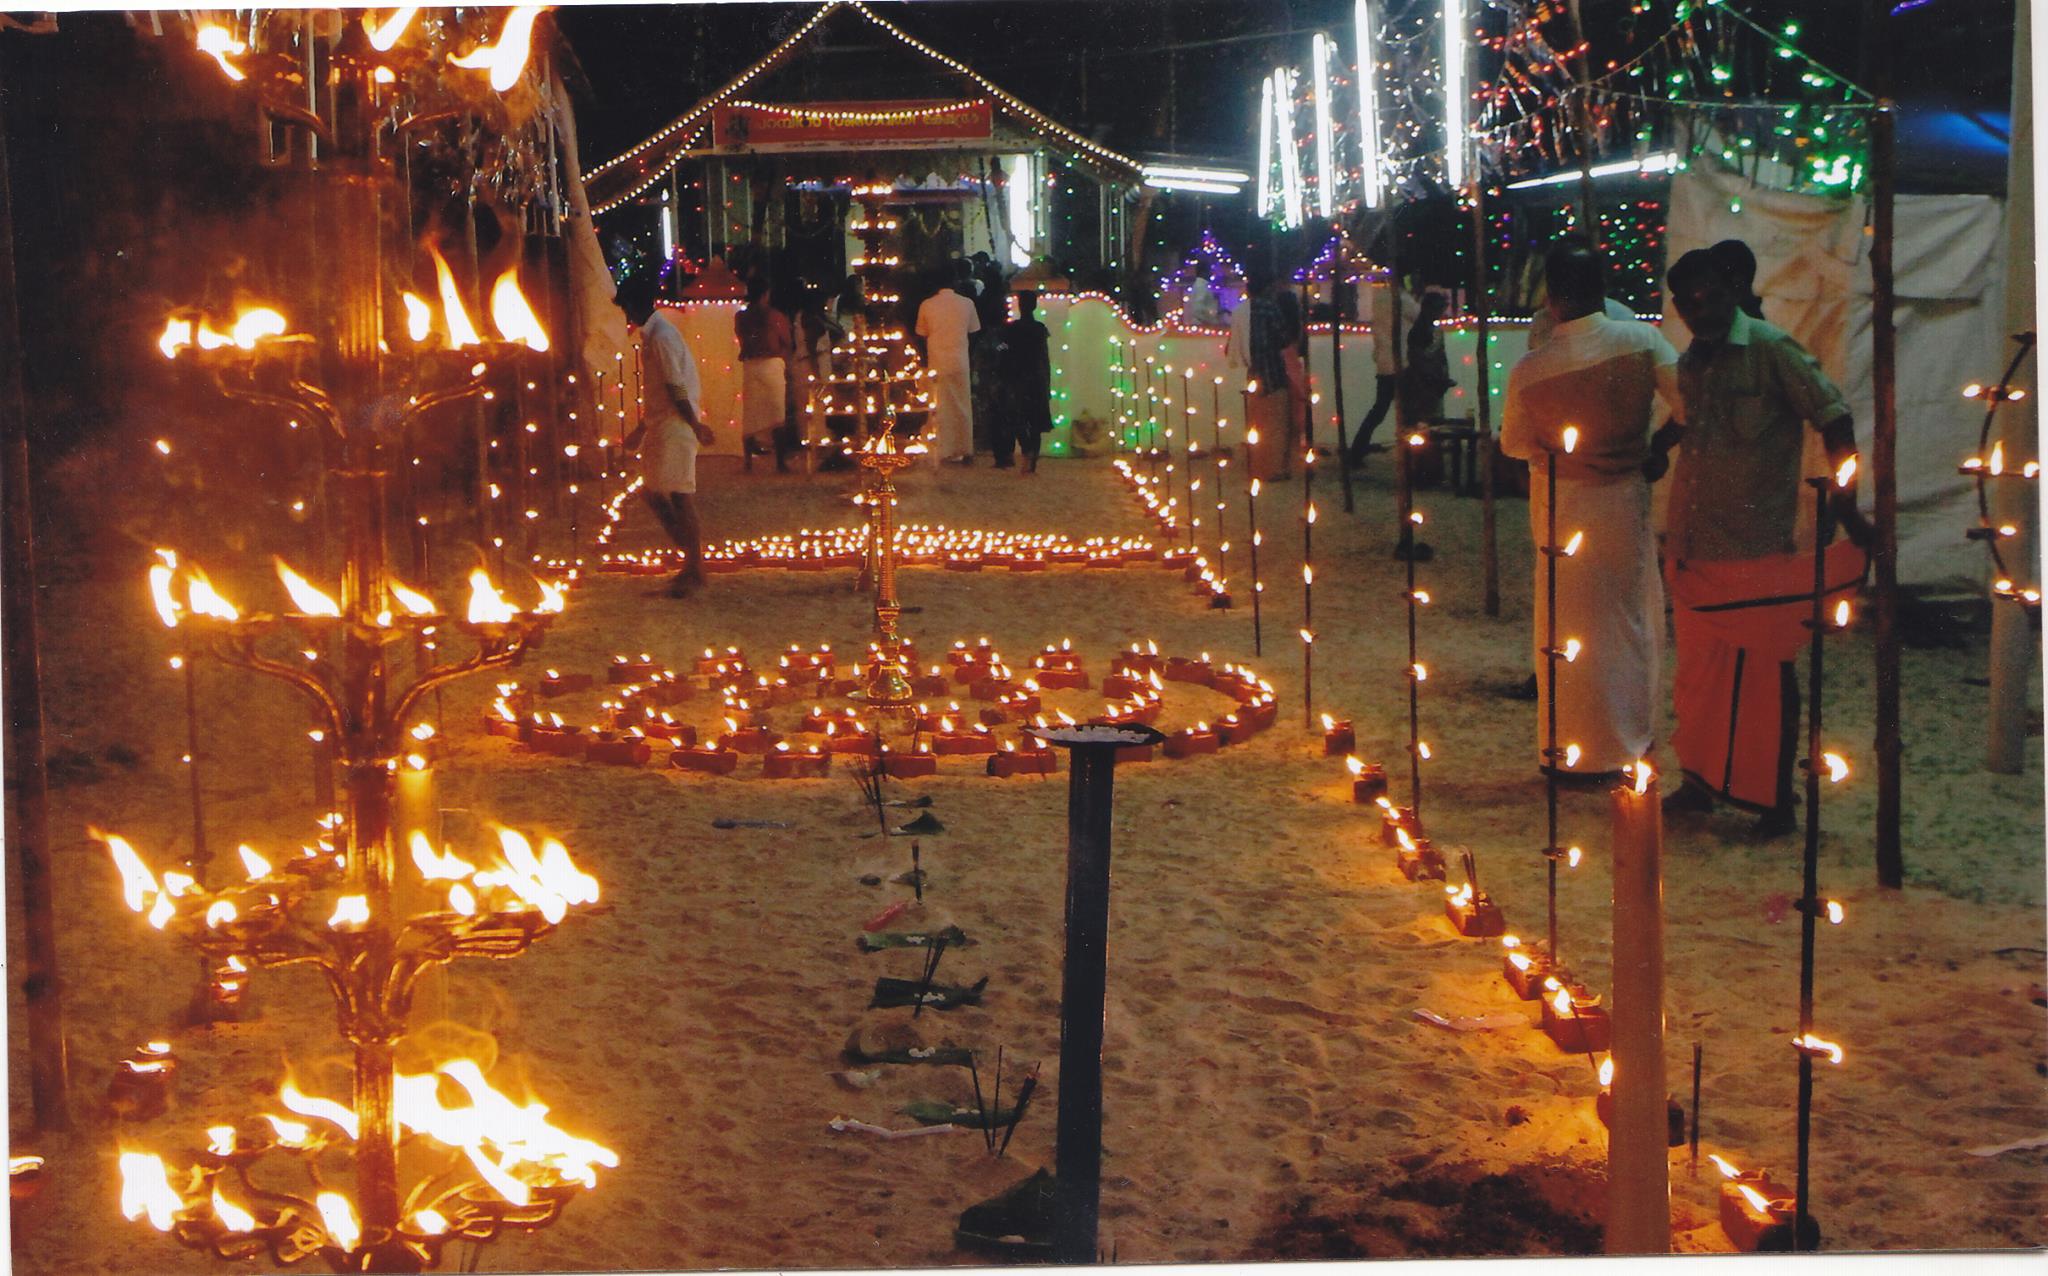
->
[98,10,613,1272]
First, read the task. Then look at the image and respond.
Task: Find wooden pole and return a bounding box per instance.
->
[0,97,71,1131]
[1869,99,1904,889]
[1607,770,1669,1253]
[1331,257,1355,514]
[1987,1,2036,774]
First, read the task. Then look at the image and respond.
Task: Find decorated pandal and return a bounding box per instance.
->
[478,638,1279,780]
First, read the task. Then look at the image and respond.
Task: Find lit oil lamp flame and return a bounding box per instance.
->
[392,292,431,347]
[1598,1055,1614,1088]
[185,568,240,621]
[1793,1032,1844,1064]
[274,559,341,617]
[448,5,545,92]
[411,831,475,881]
[1551,985,1575,1017]
[1632,760,1654,794]
[1417,741,1432,760]
[204,900,237,928]
[1563,743,1582,769]
[327,895,370,928]
[366,6,418,51]
[117,1151,183,1231]
[230,308,287,349]
[1834,599,1852,628]
[263,1114,312,1148]
[1562,530,1584,557]
[1736,1184,1777,1215]
[1989,442,2006,476]
[148,551,182,628]
[490,269,551,352]
[1822,752,1849,783]
[194,24,247,81]
[281,1080,361,1140]
[466,569,519,624]
[98,830,159,915]
[1566,845,1583,868]
[1708,1153,1742,1179]
[1825,899,1845,924]
[1562,637,1582,663]
[206,1125,236,1157]
[413,1208,449,1236]
[1835,455,1858,488]
[316,1190,361,1251]
[158,317,193,360]
[429,244,483,349]
[211,1184,258,1233]
[1561,425,1580,455]
[449,883,477,916]
[1345,755,1365,777]
[534,579,567,613]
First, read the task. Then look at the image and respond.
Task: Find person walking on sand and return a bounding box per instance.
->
[1343,269,1420,465]
[1244,263,1302,480]
[616,277,714,598]
[1500,239,1682,781]
[1649,248,1869,837]
[735,273,796,471]
[916,259,982,463]
[993,290,1053,473]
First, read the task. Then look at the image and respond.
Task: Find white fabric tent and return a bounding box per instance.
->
[1663,156,2009,590]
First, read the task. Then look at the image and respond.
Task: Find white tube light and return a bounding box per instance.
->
[1143,165,1253,184]
[1276,67,1305,228]
[1257,73,1276,217]
[1005,153,1035,268]
[1312,33,1336,218]
[659,188,675,262]
[1144,178,1246,195]
[1356,0,1383,208]
[1503,151,1680,190]
[1443,0,1466,190]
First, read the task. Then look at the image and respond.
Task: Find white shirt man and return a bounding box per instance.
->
[1501,305,1681,775]
[638,307,704,495]
[916,284,981,460]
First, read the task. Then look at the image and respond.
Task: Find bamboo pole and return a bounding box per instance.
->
[1869,99,1903,889]
[0,106,71,1130]
[1987,2,2035,774]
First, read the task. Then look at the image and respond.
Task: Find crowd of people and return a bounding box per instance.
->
[609,252,1057,597]
[614,230,1864,840]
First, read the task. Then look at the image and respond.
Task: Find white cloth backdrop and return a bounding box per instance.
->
[1663,159,2009,590]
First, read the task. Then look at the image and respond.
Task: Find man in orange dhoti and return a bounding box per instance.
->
[1652,249,1869,836]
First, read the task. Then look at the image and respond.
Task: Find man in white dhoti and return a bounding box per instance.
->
[1500,240,1681,779]
[617,278,713,598]
[735,275,795,472]
[915,262,981,463]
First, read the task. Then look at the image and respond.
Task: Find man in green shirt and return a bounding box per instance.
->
[1650,248,1868,837]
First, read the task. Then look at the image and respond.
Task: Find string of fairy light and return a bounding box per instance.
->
[1256,0,1880,227]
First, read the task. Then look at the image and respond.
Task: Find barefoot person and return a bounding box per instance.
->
[1500,239,1681,780]
[617,277,714,598]
[1651,247,1868,836]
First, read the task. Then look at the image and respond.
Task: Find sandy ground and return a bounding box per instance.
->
[9,449,2047,1272]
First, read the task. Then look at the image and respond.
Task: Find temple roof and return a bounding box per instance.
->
[582,0,1141,214]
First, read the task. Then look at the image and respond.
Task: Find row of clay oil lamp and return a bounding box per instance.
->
[480,640,1279,779]
[1317,725,1834,1250]
[1112,460,1233,608]
[588,522,1192,578]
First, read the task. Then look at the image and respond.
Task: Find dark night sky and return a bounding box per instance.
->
[554,0,2016,178]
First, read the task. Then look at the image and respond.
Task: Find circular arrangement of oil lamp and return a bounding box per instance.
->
[473,637,1279,784]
